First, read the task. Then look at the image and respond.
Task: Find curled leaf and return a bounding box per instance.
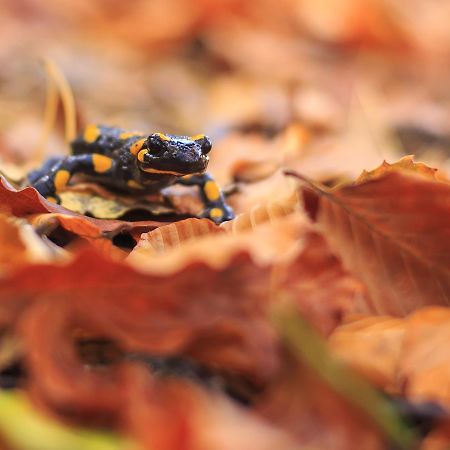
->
[133,218,224,255]
[221,191,301,233]
[355,156,447,184]
[129,213,307,274]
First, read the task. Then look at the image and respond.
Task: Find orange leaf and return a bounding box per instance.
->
[329,315,406,392]
[134,218,224,254]
[0,178,169,239]
[1,246,278,420]
[355,156,447,184]
[257,353,384,450]
[398,307,450,408]
[421,424,450,450]
[279,231,365,336]
[297,169,450,315]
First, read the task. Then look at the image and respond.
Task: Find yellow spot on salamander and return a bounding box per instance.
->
[92,154,113,173]
[130,138,146,156]
[137,149,148,162]
[209,208,224,219]
[119,131,142,140]
[46,196,58,203]
[83,124,100,143]
[155,133,170,141]
[204,180,220,201]
[127,180,145,189]
[191,134,205,141]
[54,170,70,191]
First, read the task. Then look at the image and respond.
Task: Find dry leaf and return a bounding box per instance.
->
[329,315,406,392]
[129,213,307,274]
[355,156,446,184]
[122,365,300,450]
[221,191,301,233]
[134,218,224,255]
[59,190,174,219]
[279,231,364,336]
[298,169,450,315]
[257,352,384,450]
[421,424,450,450]
[398,307,450,408]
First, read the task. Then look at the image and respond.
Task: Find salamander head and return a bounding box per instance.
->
[131,133,211,177]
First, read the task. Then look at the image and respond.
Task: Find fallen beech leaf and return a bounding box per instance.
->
[398,307,450,408]
[421,423,450,450]
[134,218,224,254]
[1,247,278,420]
[0,177,62,216]
[59,191,174,219]
[328,307,450,409]
[0,179,169,240]
[355,156,446,184]
[0,215,55,275]
[258,310,413,449]
[328,315,406,391]
[279,231,364,336]
[129,213,307,274]
[220,191,301,233]
[232,159,279,183]
[123,365,300,450]
[296,170,450,315]
[230,170,299,216]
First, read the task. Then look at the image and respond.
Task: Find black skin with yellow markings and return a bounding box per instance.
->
[28,125,234,223]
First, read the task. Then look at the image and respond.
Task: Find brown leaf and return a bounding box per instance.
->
[279,231,365,336]
[0,177,61,216]
[134,218,224,255]
[129,213,307,274]
[0,214,56,275]
[298,170,450,315]
[398,307,450,408]
[328,315,406,392]
[355,156,447,184]
[257,352,384,450]
[59,190,174,220]
[0,178,169,239]
[1,246,278,420]
[220,191,301,233]
[329,307,450,409]
[232,159,279,183]
[421,423,450,450]
[123,365,300,450]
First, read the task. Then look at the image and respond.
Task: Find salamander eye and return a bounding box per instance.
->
[146,134,168,156]
[193,135,212,155]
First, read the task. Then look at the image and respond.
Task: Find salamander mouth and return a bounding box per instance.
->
[139,155,209,176]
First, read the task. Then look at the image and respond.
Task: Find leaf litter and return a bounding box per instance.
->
[0,1,449,449]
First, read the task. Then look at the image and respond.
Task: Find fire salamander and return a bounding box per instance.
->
[28,124,234,223]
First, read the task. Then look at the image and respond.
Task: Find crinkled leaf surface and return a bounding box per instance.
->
[302,170,450,315]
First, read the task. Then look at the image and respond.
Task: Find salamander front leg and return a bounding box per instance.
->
[177,173,234,224]
[29,154,115,202]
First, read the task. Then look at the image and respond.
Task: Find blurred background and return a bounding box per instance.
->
[0,0,449,185]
